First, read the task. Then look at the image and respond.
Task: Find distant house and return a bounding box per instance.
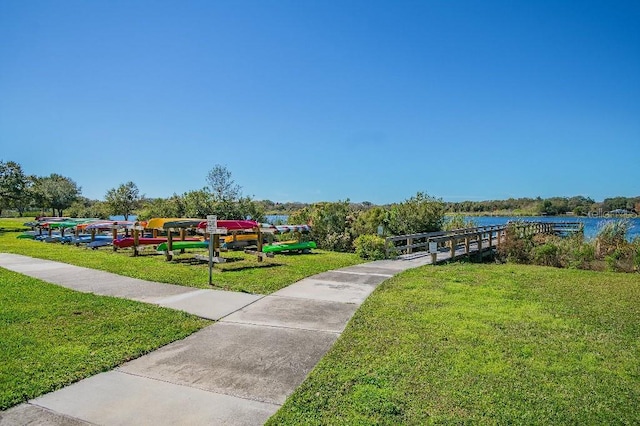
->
[608,209,631,216]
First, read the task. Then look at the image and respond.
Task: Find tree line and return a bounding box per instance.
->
[446,196,640,216]
[1,159,638,222]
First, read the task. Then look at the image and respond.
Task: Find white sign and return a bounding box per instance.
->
[208,227,227,234]
[206,215,218,233]
[429,242,438,253]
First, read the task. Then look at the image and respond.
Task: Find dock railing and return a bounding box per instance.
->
[384,221,584,262]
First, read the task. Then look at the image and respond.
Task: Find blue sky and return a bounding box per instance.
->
[1,0,638,204]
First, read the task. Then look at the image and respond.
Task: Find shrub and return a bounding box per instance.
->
[354,234,388,260]
[595,219,629,258]
[532,242,561,267]
[443,214,477,231]
[387,192,445,235]
[498,222,535,263]
[290,201,356,252]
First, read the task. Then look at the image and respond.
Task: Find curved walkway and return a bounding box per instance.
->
[0,253,431,425]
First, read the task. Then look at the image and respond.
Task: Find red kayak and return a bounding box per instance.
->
[113,237,201,249]
[196,219,259,231]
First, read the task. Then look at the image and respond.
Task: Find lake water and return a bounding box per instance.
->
[466,216,640,241]
[267,214,639,241]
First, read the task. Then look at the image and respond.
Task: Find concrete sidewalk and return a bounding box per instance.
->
[0,253,431,425]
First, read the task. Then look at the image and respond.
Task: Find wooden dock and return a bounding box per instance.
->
[385,221,583,264]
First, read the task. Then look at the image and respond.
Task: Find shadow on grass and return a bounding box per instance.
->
[219,263,283,273]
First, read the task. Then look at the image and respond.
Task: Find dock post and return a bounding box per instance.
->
[465,237,470,254]
[112,227,118,251]
[407,237,413,254]
[179,228,186,254]
[450,238,456,258]
[256,227,263,262]
[166,232,173,261]
[133,223,140,257]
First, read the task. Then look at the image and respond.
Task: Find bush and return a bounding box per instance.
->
[289,201,356,252]
[443,214,477,231]
[595,219,629,258]
[354,234,388,260]
[387,192,445,235]
[497,222,534,264]
[532,242,561,267]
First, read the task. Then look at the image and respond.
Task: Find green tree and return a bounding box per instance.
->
[34,174,81,217]
[388,192,445,235]
[182,189,215,218]
[352,206,389,237]
[0,160,29,216]
[105,182,141,220]
[66,197,109,219]
[290,200,355,251]
[137,194,185,220]
[207,164,241,202]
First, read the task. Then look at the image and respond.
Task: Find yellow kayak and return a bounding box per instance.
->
[145,218,201,230]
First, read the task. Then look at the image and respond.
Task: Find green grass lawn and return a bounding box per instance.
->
[269,263,640,425]
[0,268,210,410]
[0,229,362,294]
[0,217,29,232]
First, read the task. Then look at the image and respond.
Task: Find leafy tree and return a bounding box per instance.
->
[0,160,29,216]
[105,181,141,220]
[290,200,355,251]
[182,189,215,218]
[34,174,81,217]
[352,206,389,237]
[137,195,185,220]
[387,192,445,235]
[207,164,241,202]
[66,198,109,219]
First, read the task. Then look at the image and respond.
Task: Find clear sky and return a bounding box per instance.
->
[1,0,638,204]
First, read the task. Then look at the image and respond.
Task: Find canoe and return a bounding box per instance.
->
[87,240,113,249]
[196,219,259,231]
[69,235,114,244]
[262,241,317,253]
[223,233,258,243]
[83,221,136,231]
[161,219,205,230]
[113,237,201,249]
[156,241,209,251]
[274,224,312,234]
[145,218,200,230]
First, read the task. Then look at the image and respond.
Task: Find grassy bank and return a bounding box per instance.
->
[269,263,640,424]
[0,230,362,294]
[0,268,209,410]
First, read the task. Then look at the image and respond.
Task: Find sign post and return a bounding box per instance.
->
[207,215,217,285]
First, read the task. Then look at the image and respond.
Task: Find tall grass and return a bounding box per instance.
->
[498,219,639,273]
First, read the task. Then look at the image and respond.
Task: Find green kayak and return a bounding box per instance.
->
[262,241,317,253]
[156,241,208,251]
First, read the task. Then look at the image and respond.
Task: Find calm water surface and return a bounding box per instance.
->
[467,216,639,241]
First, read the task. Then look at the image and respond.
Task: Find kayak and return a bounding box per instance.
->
[69,235,114,244]
[262,241,317,253]
[274,224,312,234]
[113,237,201,248]
[223,234,258,244]
[83,221,136,230]
[88,240,113,249]
[17,233,36,239]
[196,220,259,231]
[156,241,209,251]
[161,219,205,229]
[146,218,201,230]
